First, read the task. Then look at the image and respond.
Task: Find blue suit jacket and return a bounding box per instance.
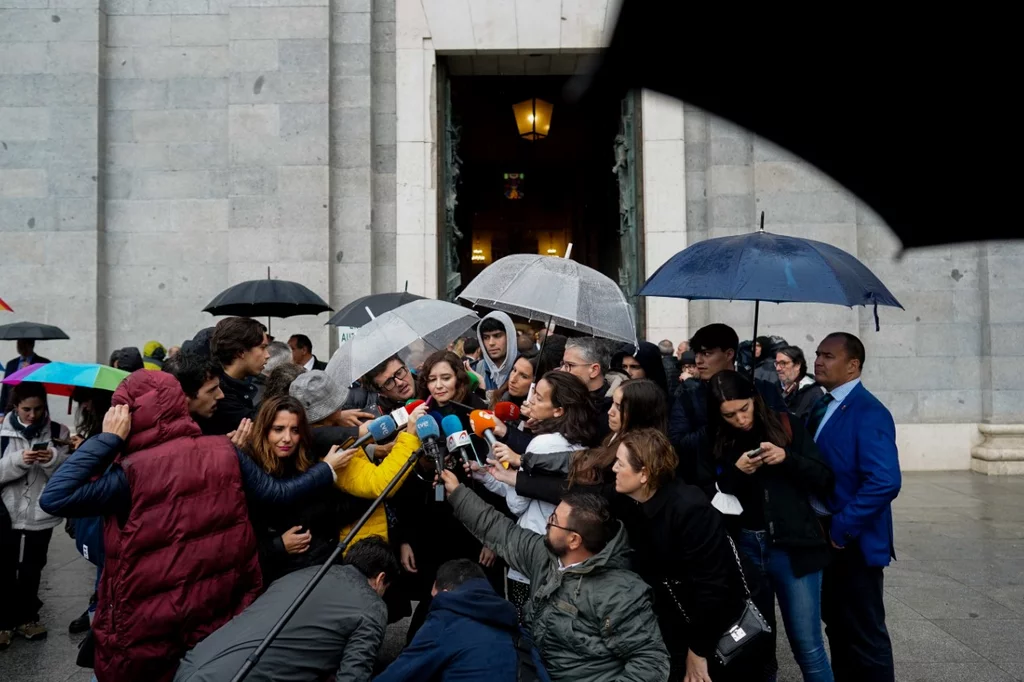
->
[814,382,901,567]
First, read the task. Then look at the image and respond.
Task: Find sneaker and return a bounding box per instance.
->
[68,610,90,635]
[15,622,47,641]
[0,630,12,650]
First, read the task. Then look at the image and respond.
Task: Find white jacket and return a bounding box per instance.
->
[0,414,71,531]
[476,432,585,585]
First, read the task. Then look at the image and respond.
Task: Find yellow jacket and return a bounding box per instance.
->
[336,430,420,549]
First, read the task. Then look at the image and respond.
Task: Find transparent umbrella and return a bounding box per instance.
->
[324,299,479,388]
[458,254,637,345]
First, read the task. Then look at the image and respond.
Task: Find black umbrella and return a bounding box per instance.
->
[326,291,426,328]
[577,1,1015,249]
[0,321,70,341]
[204,279,331,323]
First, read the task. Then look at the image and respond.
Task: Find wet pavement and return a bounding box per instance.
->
[2,471,1022,681]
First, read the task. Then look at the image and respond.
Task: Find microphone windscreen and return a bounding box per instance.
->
[494,402,521,422]
[404,399,425,414]
[469,410,497,437]
[415,414,441,440]
[366,415,397,442]
[440,414,465,438]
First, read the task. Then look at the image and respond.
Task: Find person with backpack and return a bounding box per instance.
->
[374,558,551,682]
[0,381,71,649]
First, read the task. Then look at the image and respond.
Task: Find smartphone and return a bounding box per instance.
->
[338,436,356,450]
[743,447,764,460]
[32,442,49,452]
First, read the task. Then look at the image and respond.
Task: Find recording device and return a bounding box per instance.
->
[441,414,481,466]
[415,415,447,502]
[31,442,49,452]
[469,410,502,465]
[494,402,521,422]
[339,415,399,456]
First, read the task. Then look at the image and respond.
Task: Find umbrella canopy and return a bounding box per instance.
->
[203,279,331,319]
[579,1,1014,249]
[325,300,479,388]
[1,362,131,397]
[0,321,70,341]
[458,254,637,346]
[326,291,426,328]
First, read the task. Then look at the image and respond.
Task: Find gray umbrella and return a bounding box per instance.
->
[458,254,637,346]
[0,321,70,341]
[324,299,479,388]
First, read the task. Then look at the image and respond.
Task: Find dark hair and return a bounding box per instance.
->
[690,323,739,355]
[824,332,866,369]
[707,370,791,461]
[536,333,567,376]
[361,354,402,390]
[434,559,486,591]
[9,381,49,415]
[108,349,121,367]
[491,355,538,409]
[344,537,401,584]
[211,317,267,368]
[618,429,679,492]
[612,379,668,436]
[248,396,315,477]
[71,387,113,439]
[479,318,505,335]
[163,351,221,398]
[289,334,313,352]
[264,364,307,401]
[776,345,808,376]
[561,491,614,554]
[532,371,599,447]
[462,337,480,355]
[417,350,471,404]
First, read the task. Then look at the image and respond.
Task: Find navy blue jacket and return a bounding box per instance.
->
[812,382,901,566]
[374,578,549,682]
[39,432,334,520]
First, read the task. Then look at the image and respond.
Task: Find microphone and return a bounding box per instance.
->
[494,401,521,422]
[415,415,446,502]
[441,414,480,466]
[469,409,503,466]
[390,399,425,429]
[350,414,398,450]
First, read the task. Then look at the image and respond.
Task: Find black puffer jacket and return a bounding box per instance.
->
[713,412,834,576]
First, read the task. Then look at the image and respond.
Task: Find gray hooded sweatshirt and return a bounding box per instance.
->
[473,311,519,393]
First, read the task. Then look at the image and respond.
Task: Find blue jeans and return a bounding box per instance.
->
[738,529,834,682]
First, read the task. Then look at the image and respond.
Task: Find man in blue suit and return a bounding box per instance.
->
[810,332,900,682]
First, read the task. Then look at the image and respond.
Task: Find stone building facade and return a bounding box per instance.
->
[1,0,1021,471]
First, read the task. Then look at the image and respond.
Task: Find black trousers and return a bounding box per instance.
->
[821,543,895,682]
[0,527,54,629]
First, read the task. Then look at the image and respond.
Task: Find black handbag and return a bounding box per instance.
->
[663,535,771,667]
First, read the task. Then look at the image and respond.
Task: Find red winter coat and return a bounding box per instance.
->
[93,371,262,682]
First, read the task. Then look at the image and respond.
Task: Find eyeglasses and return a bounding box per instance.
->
[378,365,409,391]
[774,360,794,368]
[560,361,590,371]
[546,511,578,534]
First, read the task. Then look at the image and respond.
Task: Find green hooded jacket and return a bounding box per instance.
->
[448,485,670,682]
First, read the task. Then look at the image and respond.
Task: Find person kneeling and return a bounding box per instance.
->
[174,536,399,682]
[375,558,550,682]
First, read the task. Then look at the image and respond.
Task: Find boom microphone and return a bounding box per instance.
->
[351,415,398,450]
[415,415,446,502]
[441,414,480,466]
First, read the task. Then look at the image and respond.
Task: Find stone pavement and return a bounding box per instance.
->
[1,471,1022,682]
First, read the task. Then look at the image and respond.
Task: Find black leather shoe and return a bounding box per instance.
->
[68,611,90,635]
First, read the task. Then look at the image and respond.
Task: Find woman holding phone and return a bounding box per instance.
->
[708,370,836,682]
[0,382,71,648]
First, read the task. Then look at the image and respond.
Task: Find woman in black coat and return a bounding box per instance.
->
[708,370,835,682]
[611,428,769,682]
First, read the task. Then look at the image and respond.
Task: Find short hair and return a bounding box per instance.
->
[658,340,675,356]
[565,337,609,373]
[361,354,402,390]
[211,317,267,368]
[163,351,221,398]
[824,332,866,369]
[344,537,401,584]
[618,429,679,491]
[108,349,122,367]
[8,381,48,413]
[479,318,506,335]
[776,345,808,376]
[463,337,480,355]
[264,341,293,374]
[264,363,307,401]
[434,559,486,591]
[561,491,615,554]
[289,334,313,352]
[690,323,739,355]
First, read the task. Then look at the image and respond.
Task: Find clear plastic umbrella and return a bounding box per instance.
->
[324,299,479,388]
[458,254,637,346]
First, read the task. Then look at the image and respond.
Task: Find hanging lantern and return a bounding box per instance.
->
[512,98,553,140]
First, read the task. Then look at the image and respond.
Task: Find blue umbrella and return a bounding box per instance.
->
[639,214,902,338]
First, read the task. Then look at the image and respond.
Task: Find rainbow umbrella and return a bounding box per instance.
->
[1,362,131,397]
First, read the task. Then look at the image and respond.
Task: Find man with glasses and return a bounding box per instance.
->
[558,337,612,438]
[438,470,670,682]
[775,345,825,419]
[339,355,417,420]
